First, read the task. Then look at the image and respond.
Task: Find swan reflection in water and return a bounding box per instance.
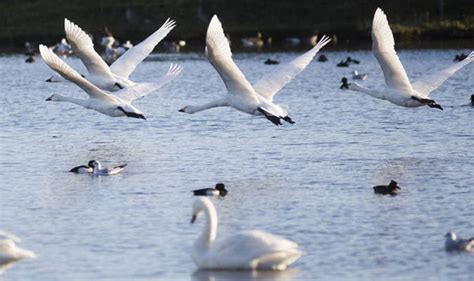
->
[192,268,301,281]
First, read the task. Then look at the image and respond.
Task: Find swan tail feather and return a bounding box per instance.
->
[251,250,303,270]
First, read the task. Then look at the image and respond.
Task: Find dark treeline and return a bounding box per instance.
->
[0,0,473,51]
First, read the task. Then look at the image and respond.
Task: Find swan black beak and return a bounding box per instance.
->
[191,214,197,224]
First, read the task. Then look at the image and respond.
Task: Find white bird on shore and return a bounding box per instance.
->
[90,160,127,176]
[40,44,182,119]
[191,197,303,270]
[46,18,176,91]
[179,15,331,126]
[340,8,473,110]
[0,231,36,274]
[445,232,473,252]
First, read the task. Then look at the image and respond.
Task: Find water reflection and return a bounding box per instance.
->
[191,268,301,281]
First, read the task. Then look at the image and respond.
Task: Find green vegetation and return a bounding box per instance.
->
[0,0,472,50]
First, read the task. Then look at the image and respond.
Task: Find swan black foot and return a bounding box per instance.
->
[283,116,295,124]
[115,82,124,89]
[411,96,443,111]
[257,107,282,126]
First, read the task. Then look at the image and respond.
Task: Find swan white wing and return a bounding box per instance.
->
[372,8,412,91]
[412,51,474,96]
[114,64,182,102]
[253,35,331,101]
[110,18,176,79]
[206,15,255,96]
[39,45,113,101]
[0,231,21,243]
[64,18,115,80]
[212,230,300,260]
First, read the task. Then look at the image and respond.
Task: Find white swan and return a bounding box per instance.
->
[39,45,182,119]
[90,160,126,176]
[191,197,303,270]
[0,231,36,274]
[179,15,331,126]
[340,8,473,110]
[46,18,176,91]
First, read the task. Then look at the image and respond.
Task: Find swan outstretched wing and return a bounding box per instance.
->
[110,18,176,79]
[206,15,255,96]
[253,35,331,101]
[0,231,21,243]
[64,18,115,80]
[412,51,473,96]
[114,64,182,102]
[39,45,112,101]
[372,8,412,92]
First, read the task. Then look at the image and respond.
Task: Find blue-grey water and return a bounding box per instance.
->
[0,50,473,280]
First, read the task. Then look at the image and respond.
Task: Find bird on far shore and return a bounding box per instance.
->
[264,58,279,65]
[454,53,468,62]
[317,54,328,62]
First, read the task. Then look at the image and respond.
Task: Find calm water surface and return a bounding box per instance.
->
[0,50,473,280]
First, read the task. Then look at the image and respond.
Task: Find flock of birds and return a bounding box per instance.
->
[2,7,474,275]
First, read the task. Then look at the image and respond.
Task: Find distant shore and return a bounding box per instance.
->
[0,0,472,53]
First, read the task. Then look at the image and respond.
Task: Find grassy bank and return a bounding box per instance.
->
[0,0,473,51]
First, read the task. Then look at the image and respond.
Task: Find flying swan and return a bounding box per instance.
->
[340,8,473,110]
[47,18,176,92]
[179,15,331,126]
[191,197,303,270]
[39,44,181,119]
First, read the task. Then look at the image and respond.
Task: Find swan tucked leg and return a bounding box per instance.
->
[411,96,443,110]
[257,107,282,126]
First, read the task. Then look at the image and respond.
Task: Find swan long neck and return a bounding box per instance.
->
[199,202,218,246]
[186,99,227,114]
[52,95,89,107]
[349,83,385,100]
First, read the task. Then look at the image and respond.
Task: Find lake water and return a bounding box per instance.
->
[0,49,473,280]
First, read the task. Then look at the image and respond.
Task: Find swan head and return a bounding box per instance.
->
[45,94,59,101]
[445,232,456,240]
[179,106,193,113]
[340,77,349,89]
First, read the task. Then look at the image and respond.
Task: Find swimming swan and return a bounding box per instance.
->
[179,15,331,126]
[191,197,303,270]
